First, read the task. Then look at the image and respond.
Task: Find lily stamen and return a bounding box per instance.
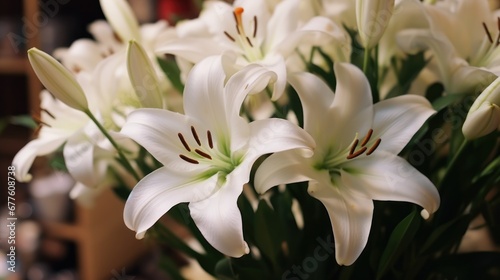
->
[347,147,367,159]
[253,16,258,38]
[349,139,359,155]
[347,129,382,159]
[41,108,55,119]
[191,126,201,146]
[195,149,212,160]
[207,130,213,149]
[178,133,191,151]
[179,154,199,164]
[360,129,373,147]
[366,138,381,156]
[32,113,52,128]
[483,22,493,44]
[224,31,235,42]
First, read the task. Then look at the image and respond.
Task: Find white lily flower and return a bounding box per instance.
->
[28,48,89,111]
[397,0,499,94]
[120,55,315,257]
[463,76,500,139]
[12,91,89,182]
[356,0,395,49]
[158,0,345,100]
[255,63,440,265]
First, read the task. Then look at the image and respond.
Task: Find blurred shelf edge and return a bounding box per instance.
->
[0,57,28,74]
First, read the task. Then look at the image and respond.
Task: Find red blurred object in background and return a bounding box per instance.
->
[157,0,199,25]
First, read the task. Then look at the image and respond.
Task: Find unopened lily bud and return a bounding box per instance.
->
[127,40,163,109]
[28,48,89,111]
[99,0,141,42]
[463,77,500,139]
[356,0,395,49]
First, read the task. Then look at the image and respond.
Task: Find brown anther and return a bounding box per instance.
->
[483,22,494,44]
[224,31,235,42]
[195,149,212,160]
[191,126,201,146]
[346,147,367,160]
[178,133,191,151]
[207,130,213,149]
[360,129,373,147]
[253,16,258,38]
[246,37,254,47]
[349,139,359,155]
[32,113,52,128]
[179,154,199,164]
[366,138,381,156]
[41,108,55,119]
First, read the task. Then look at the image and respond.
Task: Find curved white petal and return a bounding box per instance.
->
[245,118,315,162]
[309,181,374,266]
[120,108,210,172]
[189,166,249,257]
[87,20,123,55]
[331,63,374,148]
[342,152,440,216]
[124,167,219,239]
[99,0,141,42]
[155,38,228,64]
[372,95,435,155]
[53,39,103,73]
[273,17,347,59]
[255,55,286,100]
[63,136,97,187]
[288,71,335,142]
[254,150,318,194]
[265,0,301,52]
[12,136,67,182]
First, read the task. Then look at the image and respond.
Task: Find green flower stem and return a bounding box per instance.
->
[439,138,469,188]
[84,109,141,181]
[363,47,371,74]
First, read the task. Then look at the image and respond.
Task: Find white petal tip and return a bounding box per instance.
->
[20,173,33,182]
[420,209,430,220]
[135,231,146,239]
[244,243,250,255]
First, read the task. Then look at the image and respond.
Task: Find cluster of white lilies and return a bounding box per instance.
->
[13,0,500,267]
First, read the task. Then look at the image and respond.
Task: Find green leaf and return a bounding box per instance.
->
[431,94,466,112]
[10,115,37,129]
[377,210,421,279]
[215,258,238,280]
[157,56,184,93]
[419,216,470,255]
[254,200,283,264]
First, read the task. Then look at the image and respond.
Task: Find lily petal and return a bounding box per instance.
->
[372,95,435,155]
[120,108,209,172]
[246,118,315,162]
[28,48,89,111]
[99,0,141,42]
[189,166,249,257]
[124,167,219,239]
[254,150,318,194]
[309,181,374,266]
[342,152,440,217]
[12,136,67,182]
[156,38,229,64]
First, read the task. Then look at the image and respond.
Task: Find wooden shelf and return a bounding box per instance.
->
[0,56,27,74]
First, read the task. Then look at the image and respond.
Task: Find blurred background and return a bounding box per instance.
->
[0,1,204,279]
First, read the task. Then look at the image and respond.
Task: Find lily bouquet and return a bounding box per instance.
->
[12,0,500,279]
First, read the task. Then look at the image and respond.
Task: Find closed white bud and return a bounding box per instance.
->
[356,0,395,49]
[28,48,88,111]
[463,77,500,139]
